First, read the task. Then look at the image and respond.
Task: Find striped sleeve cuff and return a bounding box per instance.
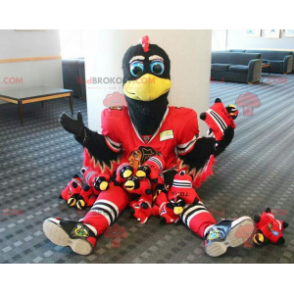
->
[104,136,122,153]
[177,135,198,155]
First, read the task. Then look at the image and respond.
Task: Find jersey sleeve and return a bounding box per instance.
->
[176,108,200,156]
[101,108,123,153]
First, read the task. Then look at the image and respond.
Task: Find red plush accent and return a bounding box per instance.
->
[193,155,215,188]
[152,191,180,224]
[87,236,97,248]
[60,176,83,201]
[168,172,200,205]
[255,211,286,244]
[79,185,98,207]
[140,155,165,182]
[129,194,153,224]
[141,36,150,52]
[203,101,236,141]
[115,162,135,184]
[124,177,152,196]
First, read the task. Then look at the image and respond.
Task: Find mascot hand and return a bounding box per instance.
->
[129,195,152,224]
[214,126,234,155]
[200,98,237,141]
[60,111,84,135]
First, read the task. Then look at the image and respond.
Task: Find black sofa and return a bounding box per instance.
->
[62,58,86,99]
[211,52,262,83]
[222,50,293,74]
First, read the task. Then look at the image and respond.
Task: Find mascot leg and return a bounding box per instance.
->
[182,199,254,257]
[43,183,130,255]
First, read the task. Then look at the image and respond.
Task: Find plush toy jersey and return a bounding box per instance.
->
[254,208,288,245]
[114,162,135,185]
[136,155,165,183]
[60,175,83,201]
[200,98,236,141]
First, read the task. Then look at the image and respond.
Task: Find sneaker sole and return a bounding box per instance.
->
[43,218,93,256]
[205,216,254,257]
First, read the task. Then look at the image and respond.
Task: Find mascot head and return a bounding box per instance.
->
[122,36,172,135]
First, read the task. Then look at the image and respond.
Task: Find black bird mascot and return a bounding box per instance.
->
[43,36,253,257]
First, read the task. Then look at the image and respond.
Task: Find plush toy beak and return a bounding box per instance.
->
[99,181,109,191]
[124,179,136,191]
[253,233,265,245]
[94,177,109,191]
[136,170,146,179]
[123,73,171,101]
[122,169,133,179]
[173,207,184,215]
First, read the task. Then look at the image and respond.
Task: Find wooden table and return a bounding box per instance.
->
[0,86,74,125]
[262,63,271,74]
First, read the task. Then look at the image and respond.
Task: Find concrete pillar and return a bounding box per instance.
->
[83,30,212,135]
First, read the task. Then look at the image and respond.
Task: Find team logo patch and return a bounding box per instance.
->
[272,230,279,236]
[207,230,220,241]
[73,225,89,238]
[128,146,161,169]
[160,130,174,141]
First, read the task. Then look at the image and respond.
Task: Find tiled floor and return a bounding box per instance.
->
[1,74,294,263]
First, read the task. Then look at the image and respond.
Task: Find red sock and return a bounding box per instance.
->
[181,200,216,238]
[82,183,130,236]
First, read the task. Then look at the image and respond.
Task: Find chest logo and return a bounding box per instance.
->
[128,146,161,169]
[160,130,174,141]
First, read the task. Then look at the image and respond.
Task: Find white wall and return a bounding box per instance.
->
[0,30,63,103]
[84,30,212,135]
[212,30,227,51]
[226,29,294,50]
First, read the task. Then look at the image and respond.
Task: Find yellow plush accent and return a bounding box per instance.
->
[100,181,109,191]
[253,233,264,245]
[124,73,171,101]
[136,170,146,178]
[174,207,184,215]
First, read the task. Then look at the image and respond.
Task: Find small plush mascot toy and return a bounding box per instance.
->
[253,208,288,245]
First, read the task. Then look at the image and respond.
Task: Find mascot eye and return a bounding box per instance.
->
[130,62,144,77]
[150,61,164,76]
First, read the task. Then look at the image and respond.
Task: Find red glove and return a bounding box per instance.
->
[200,98,236,141]
[253,208,288,245]
[136,156,165,183]
[129,194,153,224]
[60,174,83,202]
[81,167,110,193]
[114,163,135,185]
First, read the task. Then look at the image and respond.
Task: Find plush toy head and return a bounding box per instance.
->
[200,98,236,141]
[253,208,288,245]
[168,171,199,208]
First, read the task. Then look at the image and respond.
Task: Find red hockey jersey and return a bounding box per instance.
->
[84,106,199,175]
